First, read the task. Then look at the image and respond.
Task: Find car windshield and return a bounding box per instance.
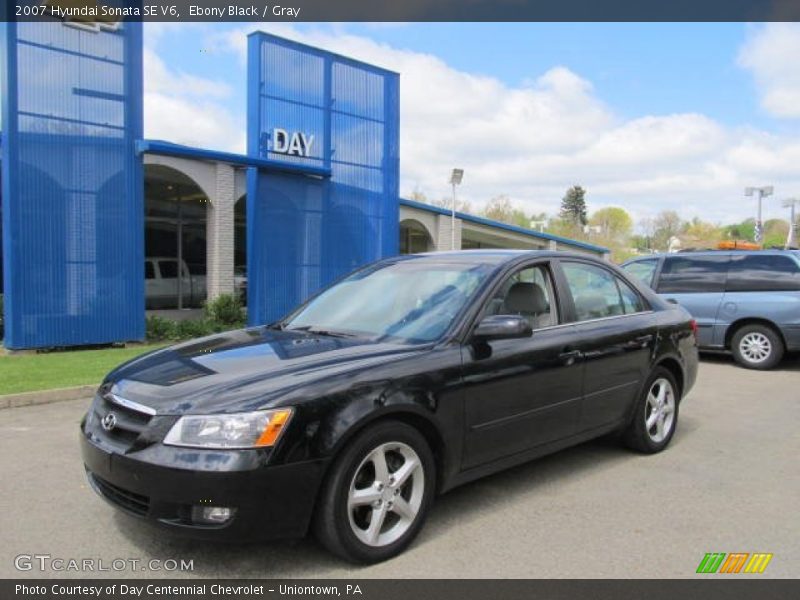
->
[281,260,493,343]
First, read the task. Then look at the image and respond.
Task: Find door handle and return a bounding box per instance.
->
[634,334,654,347]
[558,349,583,362]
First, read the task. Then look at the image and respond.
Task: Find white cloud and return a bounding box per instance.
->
[143,48,242,152]
[738,23,800,118]
[143,24,800,225]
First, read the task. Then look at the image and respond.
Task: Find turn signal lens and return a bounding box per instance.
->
[255,409,292,447]
[690,319,699,344]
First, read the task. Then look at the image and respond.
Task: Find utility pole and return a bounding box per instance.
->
[449,169,464,250]
[784,198,798,249]
[745,186,774,247]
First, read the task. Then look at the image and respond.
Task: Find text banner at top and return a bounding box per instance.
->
[3,0,800,23]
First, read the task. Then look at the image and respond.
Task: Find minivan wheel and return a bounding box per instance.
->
[623,367,680,454]
[731,324,784,370]
[313,420,435,563]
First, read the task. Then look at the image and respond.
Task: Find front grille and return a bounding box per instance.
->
[88,472,150,517]
[90,393,154,452]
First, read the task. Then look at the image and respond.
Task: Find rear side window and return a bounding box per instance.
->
[562,262,645,321]
[657,255,729,293]
[726,255,800,292]
[159,260,179,279]
[622,259,659,288]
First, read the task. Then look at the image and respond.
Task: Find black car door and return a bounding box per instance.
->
[460,260,586,470]
[556,259,656,432]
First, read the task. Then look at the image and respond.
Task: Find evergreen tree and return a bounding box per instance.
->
[560,185,588,226]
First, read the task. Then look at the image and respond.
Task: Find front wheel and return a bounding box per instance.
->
[623,367,680,453]
[731,324,784,370]
[313,420,435,563]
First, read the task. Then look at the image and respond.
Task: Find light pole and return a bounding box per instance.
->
[745,186,774,246]
[783,198,798,249]
[449,169,464,250]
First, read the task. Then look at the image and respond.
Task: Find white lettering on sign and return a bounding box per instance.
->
[272,128,315,157]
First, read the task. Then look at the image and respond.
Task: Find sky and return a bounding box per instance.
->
[143,22,800,227]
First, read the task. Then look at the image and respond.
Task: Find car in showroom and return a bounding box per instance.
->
[622,250,800,369]
[81,250,698,563]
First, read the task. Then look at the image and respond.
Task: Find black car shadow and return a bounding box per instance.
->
[113,422,696,577]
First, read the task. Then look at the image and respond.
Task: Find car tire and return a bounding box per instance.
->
[623,367,680,454]
[730,324,784,370]
[313,420,436,564]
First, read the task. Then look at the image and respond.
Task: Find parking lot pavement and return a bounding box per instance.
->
[1,355,797,579]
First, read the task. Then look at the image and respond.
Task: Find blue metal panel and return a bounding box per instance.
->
[247,33,400,325]
[1,20,143,349]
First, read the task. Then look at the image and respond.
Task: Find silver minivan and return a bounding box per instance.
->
[623,250,800,369]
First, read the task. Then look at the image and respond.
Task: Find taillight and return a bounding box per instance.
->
[689,319,699,344]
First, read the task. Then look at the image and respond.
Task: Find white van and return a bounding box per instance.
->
[145,258,207,309]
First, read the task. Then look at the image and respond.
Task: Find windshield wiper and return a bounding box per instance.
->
[285,326,358,338]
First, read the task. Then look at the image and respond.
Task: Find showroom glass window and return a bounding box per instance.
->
[159,260,179,279]
[656,255,730,294]
[562,262,645,321]
[726,254,800,292]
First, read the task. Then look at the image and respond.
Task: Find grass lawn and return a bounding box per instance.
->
[0,344,166,395]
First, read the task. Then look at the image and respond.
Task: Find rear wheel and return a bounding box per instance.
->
[623,367,680,453]
[731,324,784,370]
[313,420,435,563]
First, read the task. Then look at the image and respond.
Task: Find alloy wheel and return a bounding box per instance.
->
[347,442,424,547]
[644,377,676,444]
[739,332,772,364]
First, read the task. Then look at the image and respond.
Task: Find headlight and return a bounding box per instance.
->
[163,409,293,449]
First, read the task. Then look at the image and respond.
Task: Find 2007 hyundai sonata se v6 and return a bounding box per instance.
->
[81,250,698,563]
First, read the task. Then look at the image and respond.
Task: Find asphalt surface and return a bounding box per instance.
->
[1,354,797,579]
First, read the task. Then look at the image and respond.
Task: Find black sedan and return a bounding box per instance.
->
[81,250,699,563]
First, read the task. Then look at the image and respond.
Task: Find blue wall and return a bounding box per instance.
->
[1,21,144,349]
[246,32,400,325]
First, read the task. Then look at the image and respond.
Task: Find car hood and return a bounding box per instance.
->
[104,328,426,415]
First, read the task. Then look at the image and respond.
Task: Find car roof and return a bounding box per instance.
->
[395,249,604,266]
[624,249,800,262]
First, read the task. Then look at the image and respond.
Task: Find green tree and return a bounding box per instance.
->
[652,210,683,251]
[722,218,756,242]
[482,195,532,228]
[682,217,722,249]
[589,207,633,242]
[763,219,789,248]
[559,185,588,226]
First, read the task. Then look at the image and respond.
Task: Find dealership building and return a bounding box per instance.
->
[0,20,606,350]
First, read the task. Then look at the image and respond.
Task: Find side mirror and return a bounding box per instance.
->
[472,315,532,342]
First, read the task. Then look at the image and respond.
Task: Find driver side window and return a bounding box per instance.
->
[483,264,558,329]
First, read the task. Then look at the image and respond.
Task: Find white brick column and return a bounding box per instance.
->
[435,215,462,251]
[206,163,236,299]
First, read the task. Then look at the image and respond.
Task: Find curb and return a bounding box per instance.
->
[0,385,97,410]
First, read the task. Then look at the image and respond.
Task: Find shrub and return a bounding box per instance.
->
[175,318,214,340]
[145,315,177,342]
[204,293,245,327]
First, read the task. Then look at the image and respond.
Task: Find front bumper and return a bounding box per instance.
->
[80,431,328,541]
